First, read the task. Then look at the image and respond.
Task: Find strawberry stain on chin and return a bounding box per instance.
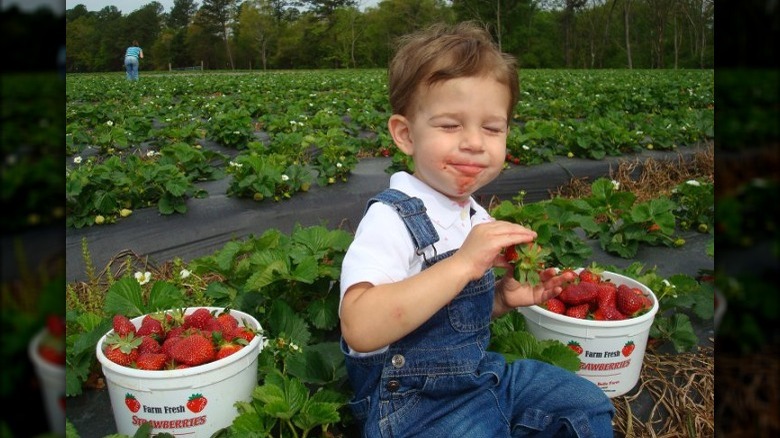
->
[455,174,476,195]
[441,163,476,195]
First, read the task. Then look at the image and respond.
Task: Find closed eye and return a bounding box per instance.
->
[484,126,506,134]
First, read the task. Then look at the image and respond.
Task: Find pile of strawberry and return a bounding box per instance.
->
[101,307,257,371]
[542,268,654,321]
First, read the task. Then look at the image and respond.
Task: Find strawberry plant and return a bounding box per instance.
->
[225,151,312,202]
[670,178,714,233]
[157,142,228,182]
[206,106,255,149]
[66,154,201,228]
[489,311,581,372]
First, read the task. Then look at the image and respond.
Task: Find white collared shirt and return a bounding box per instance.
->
[339,172,494,356]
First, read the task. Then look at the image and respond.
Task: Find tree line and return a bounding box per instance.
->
[64,0,713,73]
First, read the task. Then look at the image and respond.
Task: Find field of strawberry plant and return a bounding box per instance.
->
[65,69,713,228]
[63,69,716,437]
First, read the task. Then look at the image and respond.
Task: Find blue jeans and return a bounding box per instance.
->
[343,189,615,437]
[125,56,139,81]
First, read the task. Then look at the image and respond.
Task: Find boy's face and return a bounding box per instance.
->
[390,76,510,203]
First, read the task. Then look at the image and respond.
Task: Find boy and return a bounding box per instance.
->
[339,22,615,437]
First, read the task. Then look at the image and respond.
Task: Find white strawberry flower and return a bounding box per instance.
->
[180,269,191,279]
[685,180,701,187]
[281,174,290,182]
[73,156,82,164]
[522,145,530,151]
[611,180,620,190]
[134,271,152,285]
[106,120,114,127]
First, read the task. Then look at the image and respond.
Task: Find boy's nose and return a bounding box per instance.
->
[460,127,484,152]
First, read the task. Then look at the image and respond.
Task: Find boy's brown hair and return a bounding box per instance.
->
[388,21,519,122]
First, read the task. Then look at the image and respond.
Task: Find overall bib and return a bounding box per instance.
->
[343,189,615,438]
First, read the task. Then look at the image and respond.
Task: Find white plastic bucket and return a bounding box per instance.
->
[28,328,66,436]
[518,270,659,398]
[96,307,264,437]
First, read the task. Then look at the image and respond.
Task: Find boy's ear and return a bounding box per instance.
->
[388,114,414,155]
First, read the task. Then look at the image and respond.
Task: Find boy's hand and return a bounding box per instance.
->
[451,221,537,282]
[493,268,577,317]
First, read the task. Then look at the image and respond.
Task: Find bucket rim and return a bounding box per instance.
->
[96,306,263,379]
[519,269,659,327]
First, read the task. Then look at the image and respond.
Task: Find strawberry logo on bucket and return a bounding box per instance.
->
[621,341,635,357]
[186,393,208,413]
[125,393,140,413]
[567,341,583,355]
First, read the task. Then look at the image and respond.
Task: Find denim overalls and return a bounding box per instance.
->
[343,189,615,438]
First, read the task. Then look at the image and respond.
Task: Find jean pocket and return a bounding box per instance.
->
[349,395,371,423]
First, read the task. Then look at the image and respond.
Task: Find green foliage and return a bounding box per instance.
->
[66,154,198,228]
[490,311,581,372]
[670,178,714,232]
[226,151,313,202]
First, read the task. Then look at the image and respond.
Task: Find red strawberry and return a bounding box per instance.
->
[621,341,636,357]
[161,336,181,358]
[165,325,186,340]
[504,245,519,263]
[124,394,140,413]
[186,394,207,413]
[565,303,590,319]
[616,286,645,316]
[138,335,162,355]
[558,282,598,306]
[567,341,583,355]
[137,315,164,340]
[593,306,626,321]
[578,269,601,284]
[647,223,661,232]
[104,332,142,366]
[112,315,137,336]
[543,298,566,314]
[169,333,215,366]
[136,352,168,370]
[595,282,617,309]
[46,315,66,338]
[216,312,239,334]
[231,327,256,343]
[216,343,243,360]
[38,343,66,365]
[184,308,214,330]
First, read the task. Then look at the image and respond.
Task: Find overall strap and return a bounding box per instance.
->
[365,188,440,255]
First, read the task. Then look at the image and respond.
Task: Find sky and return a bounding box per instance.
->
[61,0,380,15]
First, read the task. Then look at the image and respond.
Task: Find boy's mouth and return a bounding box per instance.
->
[447,162,485,176]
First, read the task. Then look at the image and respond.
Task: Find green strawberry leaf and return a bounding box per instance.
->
[103,277,144,317]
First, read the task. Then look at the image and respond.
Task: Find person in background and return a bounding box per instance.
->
[338,22,615,437]
[124,40,143,81]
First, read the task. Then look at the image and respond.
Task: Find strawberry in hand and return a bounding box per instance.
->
[504,242,551,286]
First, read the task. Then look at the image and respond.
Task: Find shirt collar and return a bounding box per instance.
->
[389,172,481,229]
